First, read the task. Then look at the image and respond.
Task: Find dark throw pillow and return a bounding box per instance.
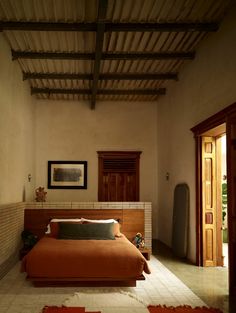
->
[58,222,115,240]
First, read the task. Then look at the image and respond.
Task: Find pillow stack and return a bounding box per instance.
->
[45,217,122,240]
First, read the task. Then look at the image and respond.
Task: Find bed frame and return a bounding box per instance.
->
[24,208,146,287]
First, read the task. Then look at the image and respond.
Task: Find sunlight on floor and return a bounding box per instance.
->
[223,243,228,267]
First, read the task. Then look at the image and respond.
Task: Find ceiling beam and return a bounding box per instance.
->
[106,22,219,32]
[12,50,195,60]
[102,52,195,60]
[91,0,108,110]
[0,21,219,32]
[31,87,166,96]
[100,72,178,80]
[12,50,93,60]
[23,72,92,80]
[31,88,90,95]
[23,72,178,81]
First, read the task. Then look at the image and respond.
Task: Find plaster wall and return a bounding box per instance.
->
[156,5,236,262]
[0,34,35,204]
[35,100,158,237]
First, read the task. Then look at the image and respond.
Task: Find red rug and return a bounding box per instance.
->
[42,306,223,313]
[147,305,223,313]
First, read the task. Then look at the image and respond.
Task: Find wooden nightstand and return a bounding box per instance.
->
[139,248,151,260]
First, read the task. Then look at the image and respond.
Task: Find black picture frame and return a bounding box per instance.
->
[48,161,87,189]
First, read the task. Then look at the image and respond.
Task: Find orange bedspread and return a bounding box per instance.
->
[21,235,150,279]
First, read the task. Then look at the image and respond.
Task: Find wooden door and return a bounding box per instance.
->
[202,136,217,266]
[226,113,236,295]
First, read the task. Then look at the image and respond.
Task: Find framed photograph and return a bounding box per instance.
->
[48,161,87,189]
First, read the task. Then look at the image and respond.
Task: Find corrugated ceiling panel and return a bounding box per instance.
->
[30,78,90,89]
[4,31,95,51]
[98,79,164,90]
[0,0,98,21]
[103,31,203,53]
[0,0,233,104]
[18,59,93,74]
[107,0,231,22]
[100,59,185,74]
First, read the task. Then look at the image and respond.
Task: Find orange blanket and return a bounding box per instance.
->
[21,235,150,279]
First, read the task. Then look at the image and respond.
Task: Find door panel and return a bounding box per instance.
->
[202,136,217,266]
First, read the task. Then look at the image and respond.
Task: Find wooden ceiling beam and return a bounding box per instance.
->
[102,52,195,60]
[100,73,178,80]
[0,21,96,31]
[23,72,178,81]
[0,21,219,32]
[107,22,219,32]
[23,72,93,80]
[12,50,93,60]
[31,87,166,96]
[12,50,195,60]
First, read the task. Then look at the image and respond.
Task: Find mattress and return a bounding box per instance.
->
[21,234,150,279]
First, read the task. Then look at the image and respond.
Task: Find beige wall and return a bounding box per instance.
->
[156,5,236,262]
[35,100,158,236]
[0,34,35,204]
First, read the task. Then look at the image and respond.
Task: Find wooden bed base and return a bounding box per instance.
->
[27,275,145,287]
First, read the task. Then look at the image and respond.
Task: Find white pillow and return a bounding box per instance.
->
[81,217,118,224]
[45,218,82,234]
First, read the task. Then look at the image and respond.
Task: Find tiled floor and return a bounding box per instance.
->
[0,252,206,313]
[0,242,235,313]
[152,240,236,313]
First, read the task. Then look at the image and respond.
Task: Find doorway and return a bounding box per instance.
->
[220,135,228,267]
[201,125,227,267]
[191,102,236,296]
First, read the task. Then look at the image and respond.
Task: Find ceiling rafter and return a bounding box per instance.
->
[31,87,166,96]
[0,21,219,32]
[23,72,178,81]
[12,50,195,60]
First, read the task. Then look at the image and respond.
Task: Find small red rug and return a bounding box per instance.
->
[147,305,223,313]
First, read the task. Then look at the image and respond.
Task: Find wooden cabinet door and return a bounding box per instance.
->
[101,172,137,201]
[98,151,141,201]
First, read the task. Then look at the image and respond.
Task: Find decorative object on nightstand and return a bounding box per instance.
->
[132,232,145,248]
[35,186,47,202]
[132,232,151,260]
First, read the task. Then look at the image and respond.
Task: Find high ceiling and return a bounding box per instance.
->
[0,0,233,109]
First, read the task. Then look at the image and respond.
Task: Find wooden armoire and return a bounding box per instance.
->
[97,151,141,201]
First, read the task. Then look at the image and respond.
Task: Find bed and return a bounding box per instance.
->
[22,210,151,287]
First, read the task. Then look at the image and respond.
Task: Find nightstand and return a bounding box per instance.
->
[139,247,151,260]
[19,247,32,260]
